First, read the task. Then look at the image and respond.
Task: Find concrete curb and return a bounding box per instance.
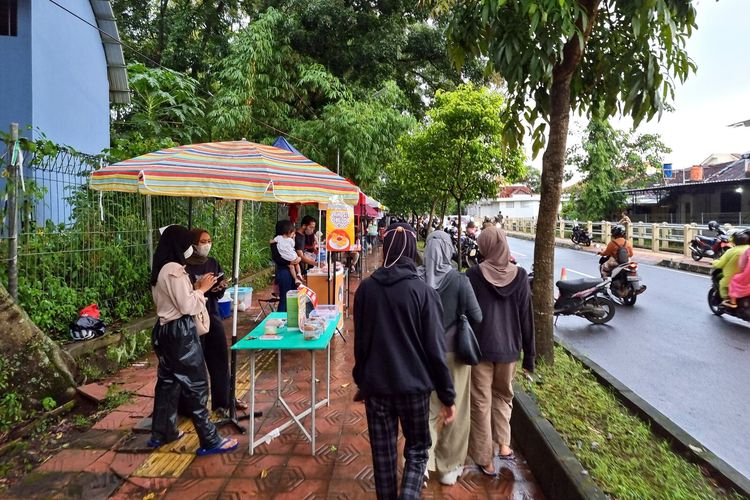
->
[656,258,712,275]
[512,385,608,499]
[556,339,750,498]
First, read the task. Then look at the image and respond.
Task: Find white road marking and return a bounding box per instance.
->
[511,250,527,257]
[639,263,710,279]
[566,268,598,278]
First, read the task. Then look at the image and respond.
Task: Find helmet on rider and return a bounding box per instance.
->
[731,229,750,246]
[611,224,626,238]
[707,220,719,231]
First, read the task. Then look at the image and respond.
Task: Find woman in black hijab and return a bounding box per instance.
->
[150,225,238,455]
[353,223,456,499]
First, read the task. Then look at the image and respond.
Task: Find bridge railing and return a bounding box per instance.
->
[503,218,745,257]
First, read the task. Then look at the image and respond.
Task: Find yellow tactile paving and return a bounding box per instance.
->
[133,451,195,478]
[132,350,275,478]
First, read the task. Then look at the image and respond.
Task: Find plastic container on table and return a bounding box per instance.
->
[230,287,253,312]
[286,290,299,330]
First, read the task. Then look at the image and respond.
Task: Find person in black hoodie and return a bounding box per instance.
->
[353,223,456,500]
[466,226,534,476]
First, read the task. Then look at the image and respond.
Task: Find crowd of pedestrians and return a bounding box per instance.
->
[353,222,535,499]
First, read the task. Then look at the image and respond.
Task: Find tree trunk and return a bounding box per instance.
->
[0,283,78,408]
[438,197,448,228]
[427,198,437,239]
[532,0,600,364]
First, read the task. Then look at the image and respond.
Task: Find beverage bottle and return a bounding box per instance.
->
[286,290,299,330]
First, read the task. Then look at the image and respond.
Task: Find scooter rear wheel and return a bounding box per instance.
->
[583,296,616,324]
[707,288,724,316]
[691,250,703,262]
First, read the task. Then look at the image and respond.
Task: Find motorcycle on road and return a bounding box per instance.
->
[530,269,616,324]
[605,260,647,306]
[707,269,750,322]
[554,278,616,324]
[689,223,729,261]
[571,224,592,246]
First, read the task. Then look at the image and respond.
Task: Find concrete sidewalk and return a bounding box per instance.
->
[7,257,544,499]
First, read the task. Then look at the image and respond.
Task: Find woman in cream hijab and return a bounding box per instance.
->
[418,231,483,485]
[465,227,535,476]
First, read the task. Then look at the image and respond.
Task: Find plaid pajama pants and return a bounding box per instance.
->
[365,392,431,500]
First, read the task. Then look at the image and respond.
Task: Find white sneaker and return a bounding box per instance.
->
[438,466,464,486]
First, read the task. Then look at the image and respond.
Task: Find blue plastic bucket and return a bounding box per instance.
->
[218,299,232,319]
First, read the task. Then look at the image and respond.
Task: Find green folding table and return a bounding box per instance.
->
[232,312,340,455]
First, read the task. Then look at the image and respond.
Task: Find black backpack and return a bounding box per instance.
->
[615,242,629,264]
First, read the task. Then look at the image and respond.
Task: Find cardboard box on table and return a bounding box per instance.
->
[306,268,345,329]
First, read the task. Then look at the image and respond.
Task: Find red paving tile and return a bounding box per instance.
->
[76,382,110,403]
[36,449,108,473]
[92,410,137,431]
[30,267,543,499]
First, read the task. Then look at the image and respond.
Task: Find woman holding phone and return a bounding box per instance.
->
[184,228,248,414]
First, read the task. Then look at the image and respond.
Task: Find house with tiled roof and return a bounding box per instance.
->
[619,153,750,224]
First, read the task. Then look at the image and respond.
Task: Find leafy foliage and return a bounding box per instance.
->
[110,63,207,161]
[382,84,525,218]
[563,116,670,221]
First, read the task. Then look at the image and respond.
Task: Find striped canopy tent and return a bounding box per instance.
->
[90,140,360,206]
[89,140,360,431]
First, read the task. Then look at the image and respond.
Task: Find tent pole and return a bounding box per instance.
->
[222,200,248,432]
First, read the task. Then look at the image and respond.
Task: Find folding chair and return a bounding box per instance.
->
[254,278,280,321]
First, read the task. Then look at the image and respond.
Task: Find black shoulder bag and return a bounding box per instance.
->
[455,276,482,365]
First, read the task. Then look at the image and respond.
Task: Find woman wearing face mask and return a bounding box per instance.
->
[150,225,238,455]
[184,228,248,414]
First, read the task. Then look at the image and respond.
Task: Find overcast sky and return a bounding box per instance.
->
[531,0,750,173]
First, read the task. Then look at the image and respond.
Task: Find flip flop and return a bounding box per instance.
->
[478,464,497,477]
[147,430,185,448]
[196,436,239,456]
[497,452,515,461]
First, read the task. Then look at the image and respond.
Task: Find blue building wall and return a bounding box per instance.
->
[0,0,33,142]
[31,0,110,155]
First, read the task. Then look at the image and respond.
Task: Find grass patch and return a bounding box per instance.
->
[103,385,134,411]
[519,346,741,499]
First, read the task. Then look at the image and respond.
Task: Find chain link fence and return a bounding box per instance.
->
[1,143,280,340]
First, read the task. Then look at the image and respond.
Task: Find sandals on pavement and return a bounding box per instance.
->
[196,436,239,456]
[497,451,516,461]
[147,430,185,448]
[478,464,497,477]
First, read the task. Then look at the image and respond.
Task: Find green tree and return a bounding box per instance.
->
[564,116,671,221]
[433,0,696,362]
[387,84,525,260]
[110,63,207,161]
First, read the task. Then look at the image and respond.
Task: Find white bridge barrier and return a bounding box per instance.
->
[503,218,745,258]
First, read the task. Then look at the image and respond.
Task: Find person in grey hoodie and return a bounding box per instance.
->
[353,223,456,499]
[418,231,482,486]
[466,227,534,476]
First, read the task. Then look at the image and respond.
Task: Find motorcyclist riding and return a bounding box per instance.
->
[465,220,478,239]
[712,228,750,301]
[597,224,633,278]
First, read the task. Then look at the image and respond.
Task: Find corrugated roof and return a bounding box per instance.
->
[89,0,129,104]
[618,156,750,194]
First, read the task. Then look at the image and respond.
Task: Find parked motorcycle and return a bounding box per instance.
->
[707,269,750,322]
[553,278,616,324]
[571,224,592,246]
[689,221,730,261]
[606,260,646,306]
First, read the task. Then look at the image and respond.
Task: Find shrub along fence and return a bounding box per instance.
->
[1,138,287,341]
[504,217,746,257]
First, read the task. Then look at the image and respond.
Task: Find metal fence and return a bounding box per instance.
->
[629,212,750,225]
[504,217,746,257]
[1,143,279,340]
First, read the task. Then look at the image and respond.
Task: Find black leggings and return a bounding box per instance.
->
[151,316,220,449]
[201,316,230,410]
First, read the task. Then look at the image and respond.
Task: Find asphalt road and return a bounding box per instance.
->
[507,236,750,480]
